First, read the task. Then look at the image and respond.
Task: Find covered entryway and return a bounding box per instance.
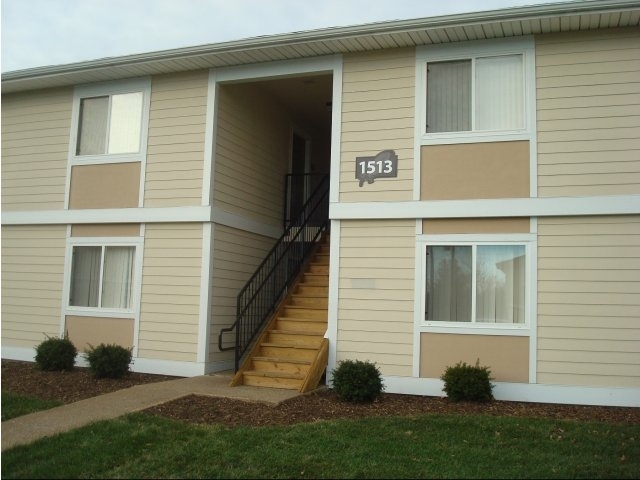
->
[209,58,338,389]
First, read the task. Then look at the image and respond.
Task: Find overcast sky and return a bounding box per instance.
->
[2,0,572,73]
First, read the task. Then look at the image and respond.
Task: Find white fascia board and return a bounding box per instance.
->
[330,195,640,219]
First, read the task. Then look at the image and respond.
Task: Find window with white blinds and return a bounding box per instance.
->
[71,78,150,164]
[426,54,524,134]
[69,245,136,311]
[423,240,530,327]
[77,93,143,156]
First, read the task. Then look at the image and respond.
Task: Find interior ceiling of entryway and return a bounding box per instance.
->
[258,74,333,132]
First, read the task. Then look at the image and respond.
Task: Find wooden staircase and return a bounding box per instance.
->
[230,234,330,392]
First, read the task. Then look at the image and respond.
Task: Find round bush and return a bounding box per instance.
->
[331,359,384,403]
[440,360,494,402]
[35,336,77,371]
[85,343,132,379]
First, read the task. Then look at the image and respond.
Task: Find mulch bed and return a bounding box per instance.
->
[3,359,639,427]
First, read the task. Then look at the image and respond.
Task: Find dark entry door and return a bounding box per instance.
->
[287,132,308,225]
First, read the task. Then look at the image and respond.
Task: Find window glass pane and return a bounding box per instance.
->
[77,96,108,155]
[475,55,524,131]
[426,246,472,322]
[426,60,471,133]
[101,246,134,309]
[70,246,101,307]
[476,245,526,324]
[107,92,143,154]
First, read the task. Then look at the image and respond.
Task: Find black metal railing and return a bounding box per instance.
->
[218,174,330,371]
[283,173,327,229]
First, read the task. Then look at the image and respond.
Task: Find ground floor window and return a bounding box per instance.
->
[69,245,135,310]
[424,239,529,326]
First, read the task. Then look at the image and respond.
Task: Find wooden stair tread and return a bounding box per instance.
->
[278,316,327,321]
[253,356,311,365]
[244,370,305,380]
[270,329,324,336]
[284,304,327,310]
[261,342,318,349]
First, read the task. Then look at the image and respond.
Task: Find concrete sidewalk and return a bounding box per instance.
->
[1,372,300,451]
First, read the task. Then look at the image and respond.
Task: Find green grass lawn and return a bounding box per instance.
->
[1,392,62,421]
[2,411,638,479]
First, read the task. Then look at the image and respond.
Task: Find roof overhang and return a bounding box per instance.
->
[2,0,639,94]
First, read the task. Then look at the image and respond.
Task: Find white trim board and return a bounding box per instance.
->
[1,206,211,225]
[326,219,341,384]
[1,346,36,363]
[214,55,340,83]
[2,206,282,239]
[128,357,207,377]
[381,376,640,408]
[330,195,640,219]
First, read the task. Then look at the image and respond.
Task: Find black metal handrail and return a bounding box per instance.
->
[218,174,330,371]
[283,173,327,229]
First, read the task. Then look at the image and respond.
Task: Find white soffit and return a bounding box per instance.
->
[2,0,639,93]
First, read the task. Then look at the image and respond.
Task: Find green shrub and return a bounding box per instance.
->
[331,359,385,403]
[34,335,77,371]
[85,343,132,379]
[441,359,494,402]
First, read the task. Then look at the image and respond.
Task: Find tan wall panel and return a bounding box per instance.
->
[420,333,529,383]
[145,70,208,207]
[1,88,72,212]
[213,83,292,226]
[65,316,134,351]
[421,141,530,200]
[138,223,202,362]
[537,215,640,388]
[1,226,67,348]
[536,28,640,197]
[210,224,276,361]
[340,48,415,202]
[337,219,415,376]
[71,224,141,237]
[423,218,530,234]
[69,163,140,209]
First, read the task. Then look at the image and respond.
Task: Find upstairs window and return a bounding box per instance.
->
[71,78,150,164]
[417,37,534,142]
[426,54,524,134]
[77,92,143,155]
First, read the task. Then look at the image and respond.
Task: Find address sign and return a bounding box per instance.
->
[355,150,398,187]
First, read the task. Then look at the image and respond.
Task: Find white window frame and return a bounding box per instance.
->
[63,236,144,318]
[416,36,535,145]
[69,78,151,165]
[417,233,536,336]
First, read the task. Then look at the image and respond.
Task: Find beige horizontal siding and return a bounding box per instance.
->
[340,48,415,202]
[138,223,203,361]
[210,224,276,362]
[1,226,67,348]
[1,88,72,211]
[145,71,208,207]
[536,28,640,197]
[537,215,640,388]
[337,219,415,376]
[213,83,292,227]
